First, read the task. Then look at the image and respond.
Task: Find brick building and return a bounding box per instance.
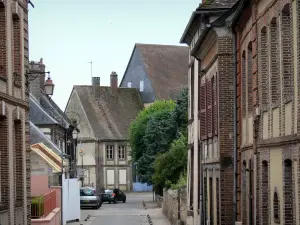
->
[182,0,299,224]
[180,1,238,224]
[231,0,300,224]
[0,0,31,225]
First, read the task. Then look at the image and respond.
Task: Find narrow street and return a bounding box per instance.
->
[69,192,170,225]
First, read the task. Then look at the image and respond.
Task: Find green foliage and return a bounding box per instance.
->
[129,100,175,162]
[170,170,187,190]
[152,134,188,193]
[129,88,188,187]
[31,196,44,218]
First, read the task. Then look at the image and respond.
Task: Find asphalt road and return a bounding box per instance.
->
[68,192,169,225]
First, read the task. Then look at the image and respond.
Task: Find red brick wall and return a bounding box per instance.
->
[217,36,235,225]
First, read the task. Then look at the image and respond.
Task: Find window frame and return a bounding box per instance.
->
[118,145,126,160]
[106,145,114,160]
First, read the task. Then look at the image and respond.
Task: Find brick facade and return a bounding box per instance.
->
[0,0,30,225]
[235,0,299,224]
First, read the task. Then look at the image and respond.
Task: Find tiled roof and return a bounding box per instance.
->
[73,86,143,140]
[198,0,238,9]
[136,44,188,100]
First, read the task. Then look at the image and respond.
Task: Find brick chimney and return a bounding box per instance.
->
[110,71,118,96]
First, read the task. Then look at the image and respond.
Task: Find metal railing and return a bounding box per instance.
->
[31,189,56,219]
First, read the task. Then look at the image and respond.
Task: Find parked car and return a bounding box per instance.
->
[80,187,102,209]
[101,188,126,203]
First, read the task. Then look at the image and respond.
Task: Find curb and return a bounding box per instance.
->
[147,214,153,225]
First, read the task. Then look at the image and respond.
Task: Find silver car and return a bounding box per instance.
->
[80,187,102,209]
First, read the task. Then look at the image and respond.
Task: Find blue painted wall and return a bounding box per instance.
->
[120,48,156,104]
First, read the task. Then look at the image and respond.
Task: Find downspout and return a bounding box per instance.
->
[232,28,238,224]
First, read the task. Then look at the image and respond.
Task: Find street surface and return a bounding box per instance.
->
[68,192,170,225]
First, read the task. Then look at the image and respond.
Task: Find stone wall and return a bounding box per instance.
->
[160,187,187,225]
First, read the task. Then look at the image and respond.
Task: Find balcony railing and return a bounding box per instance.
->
[31,189,56,219]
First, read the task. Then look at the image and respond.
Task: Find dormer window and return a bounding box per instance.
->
[127,81,132,88]
[140,80,144,92]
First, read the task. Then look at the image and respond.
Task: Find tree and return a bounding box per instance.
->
[152,134,188,194]
[129,87,188,186]
[129,100,175,162]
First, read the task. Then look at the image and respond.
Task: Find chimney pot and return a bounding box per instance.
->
[110,71,118,96]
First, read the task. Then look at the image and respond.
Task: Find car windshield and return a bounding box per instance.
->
[80,189,95,196]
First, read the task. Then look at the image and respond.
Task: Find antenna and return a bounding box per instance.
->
[88,61,93,84]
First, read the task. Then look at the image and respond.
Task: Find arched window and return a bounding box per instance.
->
[284,159,293,224]
[242,161,247,225]
[262,161,269,225]
[273,188,280,223]
[260,27,269,106]
[0,115,9,209]
[270,17,280,105]
[241,51,246,116]
[281,4,292,99]
[247,42,253,113]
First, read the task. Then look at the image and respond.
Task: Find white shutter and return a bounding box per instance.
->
[119,170,127,184]
[107,170,115,185]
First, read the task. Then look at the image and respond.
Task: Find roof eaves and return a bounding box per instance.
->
[228,0,245,28]
[180,9,228,44]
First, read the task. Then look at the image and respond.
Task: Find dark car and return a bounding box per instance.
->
[101,188,126,203]
[80,187,102,209]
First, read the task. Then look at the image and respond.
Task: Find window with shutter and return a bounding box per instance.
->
[212,75,218,135]
[200,82,207,140]
[191,64,195,119]
[207,79,213,137]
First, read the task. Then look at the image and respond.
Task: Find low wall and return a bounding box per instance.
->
[161,187,187,225]
[32,208,61,225]
[50,186,62,208]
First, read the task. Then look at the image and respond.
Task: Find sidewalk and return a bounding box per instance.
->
[144,201,171,225]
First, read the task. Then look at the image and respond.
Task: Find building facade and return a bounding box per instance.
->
[232,0,300,224]
[180,1,238,224]
[0,0,31,225]
[182,0,300,224]
[65,72,143,191]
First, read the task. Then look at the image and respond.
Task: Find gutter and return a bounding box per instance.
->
[232,27,238,224]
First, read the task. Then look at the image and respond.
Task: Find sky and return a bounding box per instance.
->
[28,0,199,110]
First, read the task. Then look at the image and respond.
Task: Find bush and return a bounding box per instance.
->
[31,196,44,218]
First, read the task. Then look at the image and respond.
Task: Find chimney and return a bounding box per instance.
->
[110,71,118,96]
[92,77,101,99]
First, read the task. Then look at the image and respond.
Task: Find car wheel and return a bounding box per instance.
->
[114,198,117,204]
[123,200,126,203]
[109,201,111,204]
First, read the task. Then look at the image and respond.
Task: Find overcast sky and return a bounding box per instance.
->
[28,0,199,110]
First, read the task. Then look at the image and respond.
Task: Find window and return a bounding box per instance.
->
[191,63,194,118]
[106,145,114,159]
[127,81,132,88]
[139,80,144,92]
[273,189,280,223]
[118,145,126,159]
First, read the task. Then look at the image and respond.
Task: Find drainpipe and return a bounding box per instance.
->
[232,28,238,225]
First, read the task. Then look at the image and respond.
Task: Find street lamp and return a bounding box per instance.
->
[44,74,55,96]
[72,129,78,139]
[25,71,53,94]
[79,149,85,186]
